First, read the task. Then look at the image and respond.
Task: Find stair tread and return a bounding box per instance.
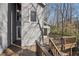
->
[60,52,69,56]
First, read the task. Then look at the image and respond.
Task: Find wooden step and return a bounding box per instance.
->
[60,52,69,56]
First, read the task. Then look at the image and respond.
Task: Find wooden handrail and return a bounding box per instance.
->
[64,36,76,44]
[49,39,62,56]
[62,36,77,50]
[36,40,52,56]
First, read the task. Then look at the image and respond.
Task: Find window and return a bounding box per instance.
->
[44,23,47,26]
[44,28,47,35]
[16,11,21,28]
[31,11,36,22]
[16,3,21,21]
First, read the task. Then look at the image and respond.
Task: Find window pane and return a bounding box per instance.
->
[31,11,36,22]
[44,28,47,35]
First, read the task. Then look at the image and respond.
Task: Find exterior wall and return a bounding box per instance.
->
[21,3,44,46]
[0,4,8,52]
[0,3,45,51]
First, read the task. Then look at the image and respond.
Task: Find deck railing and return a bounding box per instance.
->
[36,41,52,56]
[49,38,63,56]
[62,36,77,50]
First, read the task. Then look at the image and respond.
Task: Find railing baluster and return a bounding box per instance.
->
[49,38,62,56]
[36,40,52,56]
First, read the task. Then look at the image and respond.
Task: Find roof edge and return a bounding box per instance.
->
[38,3,46,8]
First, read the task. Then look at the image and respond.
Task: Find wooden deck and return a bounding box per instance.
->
[49,38,69,56]
[0,36,77,56]
[36,36,77,56]
[50,36,77,55]
[49,36,77,50]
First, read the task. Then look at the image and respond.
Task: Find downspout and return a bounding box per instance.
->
[36,4,44,45]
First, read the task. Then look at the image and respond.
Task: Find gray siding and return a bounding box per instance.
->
[0,3,45,50]
[21,3,44,46]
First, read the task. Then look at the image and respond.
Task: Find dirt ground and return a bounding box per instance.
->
[0,45,36,56]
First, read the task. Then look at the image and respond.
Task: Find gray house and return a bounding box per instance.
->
[0,3,50,53]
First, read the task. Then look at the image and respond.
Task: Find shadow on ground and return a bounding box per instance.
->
[8,45,36,56]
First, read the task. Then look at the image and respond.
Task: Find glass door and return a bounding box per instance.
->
[16,3,21,40]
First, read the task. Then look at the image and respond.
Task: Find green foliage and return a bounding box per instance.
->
[50,26,60,35]
[50,22,77,36]
[50,25,71,36]
[76,32,79,41]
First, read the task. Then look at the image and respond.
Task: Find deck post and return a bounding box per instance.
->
[61,37,65,51]
[70,48,72,56]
